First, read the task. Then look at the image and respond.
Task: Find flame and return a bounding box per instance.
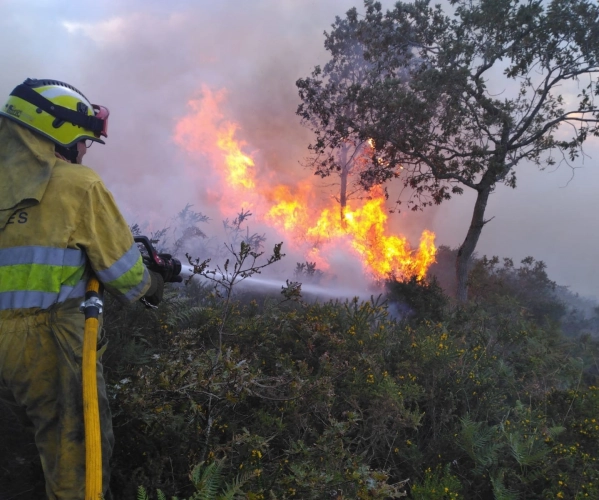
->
[217,123,255,190]
[265,183,314,233]
[174,87,436,281]
[265,184,436,280]
[343,189,435,280]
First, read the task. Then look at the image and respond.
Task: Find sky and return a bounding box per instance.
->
[1,0,598,298]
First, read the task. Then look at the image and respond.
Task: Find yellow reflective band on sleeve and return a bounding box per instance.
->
[95,243,141,284]
[104,254,150,301]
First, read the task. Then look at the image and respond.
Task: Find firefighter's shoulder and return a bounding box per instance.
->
[51,160,107,191]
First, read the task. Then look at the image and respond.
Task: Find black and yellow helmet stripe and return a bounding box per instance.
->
[10,84,105,135]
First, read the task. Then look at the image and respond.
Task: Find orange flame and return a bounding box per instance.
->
[217,124,255,190]
[174,87,436,281]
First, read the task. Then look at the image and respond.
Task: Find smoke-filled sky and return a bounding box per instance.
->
[2,0,598,298]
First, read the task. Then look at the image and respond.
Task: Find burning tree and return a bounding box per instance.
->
[297,0,599,300]
[300,27,401,225]
[175,87,436,282]
[324,139,376,225]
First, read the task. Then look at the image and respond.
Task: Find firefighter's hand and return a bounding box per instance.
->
[144,271,165,306]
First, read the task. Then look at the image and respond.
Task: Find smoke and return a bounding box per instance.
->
[1,0,598,297]
[0,0,352,206]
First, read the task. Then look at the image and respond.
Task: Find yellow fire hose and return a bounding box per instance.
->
[81,277,103,499]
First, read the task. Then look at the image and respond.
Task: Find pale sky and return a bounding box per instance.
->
[1,0,598,298]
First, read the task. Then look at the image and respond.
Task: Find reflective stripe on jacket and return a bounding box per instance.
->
[0,119,150,310]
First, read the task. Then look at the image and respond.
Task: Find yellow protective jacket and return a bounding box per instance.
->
[0,117,151,308]
[0,116,149,498]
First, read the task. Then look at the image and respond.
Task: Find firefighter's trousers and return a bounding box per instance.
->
[0,298,113,499]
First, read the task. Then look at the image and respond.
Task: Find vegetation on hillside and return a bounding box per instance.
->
[103,231,599,499]
[2,215,598,500]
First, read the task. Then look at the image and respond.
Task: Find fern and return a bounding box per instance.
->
[548,426,566,439]
[189,461,224,500]
[136,485,178,500]
[166,306,207,328]
[506,431,550,467]
[458,414,500,474]
[164,294,207,328]
[490,470,519,500]
[137,486,150,500]
[219,469,257,500]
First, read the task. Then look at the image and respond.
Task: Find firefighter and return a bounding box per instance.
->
[0,78,164,499]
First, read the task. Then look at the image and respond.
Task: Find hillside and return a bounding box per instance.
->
[2,246,598,499]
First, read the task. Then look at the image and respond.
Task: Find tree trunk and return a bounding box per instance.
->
[338,145,350,228]
[339,166,348,225]
[456,185,492,302]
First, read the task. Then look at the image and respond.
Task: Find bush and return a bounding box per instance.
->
[102,274,599,498]
[386,275,447,324]
[8,210,599,499]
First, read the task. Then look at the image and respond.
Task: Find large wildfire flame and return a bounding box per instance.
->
[174,87,436,281]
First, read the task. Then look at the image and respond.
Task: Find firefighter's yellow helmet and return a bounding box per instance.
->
[0,78,109,147]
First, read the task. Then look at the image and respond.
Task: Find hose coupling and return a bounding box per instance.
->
[80,296,104,315]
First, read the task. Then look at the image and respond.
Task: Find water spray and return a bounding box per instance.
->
[180,264,370,301]
[136,236,370,302]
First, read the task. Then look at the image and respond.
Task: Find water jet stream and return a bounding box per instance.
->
[179,265,371,301]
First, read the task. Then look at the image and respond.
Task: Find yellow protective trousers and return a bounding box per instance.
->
[0,298,113,500]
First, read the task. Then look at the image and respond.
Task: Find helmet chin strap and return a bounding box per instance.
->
[55,143,79,163]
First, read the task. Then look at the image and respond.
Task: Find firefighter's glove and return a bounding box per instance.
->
[144,271,165,306]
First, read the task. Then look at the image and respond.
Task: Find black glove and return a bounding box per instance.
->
[144,271,164,306]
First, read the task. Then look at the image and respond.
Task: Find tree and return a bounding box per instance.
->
[329,140,373,224]
[300,31,382,224]
[297,0,599,300]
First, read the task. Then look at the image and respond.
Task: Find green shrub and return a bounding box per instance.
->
[98,226,599,499]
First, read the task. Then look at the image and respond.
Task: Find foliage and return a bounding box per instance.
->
[386,275,447,324]
[296,0,599,299]
[293,261,324,285]
[191,235,284,362]
[410,465,461,500]
[222,209,266,255]
[99,240,599,499]
[7,207,599,499]
[136,459,256,500]
[468,255,566,325]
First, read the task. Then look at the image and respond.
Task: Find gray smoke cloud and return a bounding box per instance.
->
[1,0,598,297]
